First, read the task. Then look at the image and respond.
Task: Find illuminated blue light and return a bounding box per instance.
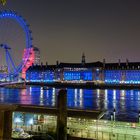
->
[26,67,140,84]
[64,70,93,81]
[104,70,121,84]
[44,71,55,82]
[64,71,81,81]
[83,71,93,81]
[105,70,140,84]
[26,70,55,82]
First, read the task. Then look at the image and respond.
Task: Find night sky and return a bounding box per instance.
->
[1,0,140,64]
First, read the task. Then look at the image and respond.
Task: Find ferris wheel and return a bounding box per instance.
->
[0,10,33,80]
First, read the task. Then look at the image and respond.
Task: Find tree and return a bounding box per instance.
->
[1,0,6,5]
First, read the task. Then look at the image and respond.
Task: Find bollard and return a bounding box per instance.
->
[111,113,113,121]
[57,89,67,140]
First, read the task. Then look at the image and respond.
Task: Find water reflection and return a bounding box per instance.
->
[104,89,108,110]
[20,89,32,104]
[73,89,83,108]
[0,86,140,121]
[113,90,116,109]
[40,87,44,105]
[52,88,56,106]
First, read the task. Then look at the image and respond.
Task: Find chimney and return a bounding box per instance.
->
[41,62,43,67]
[126,59,129,66]
[56,60,59,66]
[103,58,106,67]
[81,53,86,65]
[118,59,121,66]
[46,61,48,66]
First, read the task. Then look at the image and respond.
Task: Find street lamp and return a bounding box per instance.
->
[138,111,140,123]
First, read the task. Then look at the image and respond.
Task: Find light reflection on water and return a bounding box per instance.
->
[0,86,140,122]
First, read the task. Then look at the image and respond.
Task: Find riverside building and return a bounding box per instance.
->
[26,55,140,84]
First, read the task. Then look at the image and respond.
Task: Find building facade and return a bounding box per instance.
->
[26,58,140,84]
[104,62,140,84]
[26,54,104,83]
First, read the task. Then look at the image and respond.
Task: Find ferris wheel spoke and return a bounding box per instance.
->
[0,10,33,81]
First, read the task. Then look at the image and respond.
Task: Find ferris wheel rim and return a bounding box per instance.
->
[0,10,33,79]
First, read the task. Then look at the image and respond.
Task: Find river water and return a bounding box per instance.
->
[0,86,140,122]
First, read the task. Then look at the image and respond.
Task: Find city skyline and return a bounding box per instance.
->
[1,0,140,64]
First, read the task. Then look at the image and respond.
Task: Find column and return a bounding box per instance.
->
[0,111,4,139]
[57,89,67,140]
[0,110,12,140]
[3,111,12,139]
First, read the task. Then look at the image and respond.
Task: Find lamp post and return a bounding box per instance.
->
[138,111,140,123]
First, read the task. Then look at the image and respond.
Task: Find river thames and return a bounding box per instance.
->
[0,86,140,122]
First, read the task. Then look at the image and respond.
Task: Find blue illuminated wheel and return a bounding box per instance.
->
[0,10,33,80]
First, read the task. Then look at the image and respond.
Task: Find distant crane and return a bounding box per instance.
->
[0,44,16,74]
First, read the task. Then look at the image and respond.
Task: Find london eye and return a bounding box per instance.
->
[0,10,33,81]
